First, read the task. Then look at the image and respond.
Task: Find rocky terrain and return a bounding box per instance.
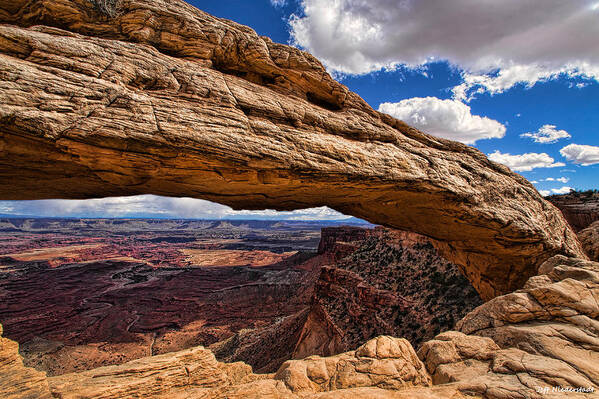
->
[0,0,585,301]
[3,255,598,398]
[0,0,598,398]
[548,192,599,261]
[579,221,599,261]
[0,219,480,376]
[293,227,482,358]
[0,218,329,375]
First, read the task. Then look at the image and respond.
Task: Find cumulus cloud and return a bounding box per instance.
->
[289,0,599,98]
[488,151,565,172]
[560,144,599,166]
[551,186,574,194]
[520,125,571,144]
[0,195,351,221]
[539,190,551,197]
[544,177,571,183]
[378,97,505,144]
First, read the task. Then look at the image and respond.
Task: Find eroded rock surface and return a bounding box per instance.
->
[579,221,599,261]
[0,0,585,299]
[3,255,599,398]
[45,335,433,399]
[548,191,599,232]
[293,227,482,358]
[418,255,599,398]
[0,324,51,399]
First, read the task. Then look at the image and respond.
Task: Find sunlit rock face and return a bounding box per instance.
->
[0,0,585,301]
[579,221,599,261]
[0,324,52,399]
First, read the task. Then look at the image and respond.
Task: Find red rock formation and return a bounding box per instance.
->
[547,191,599,232]
[0,256,316,375]
[579,221,599,261]
[294,227,482,359]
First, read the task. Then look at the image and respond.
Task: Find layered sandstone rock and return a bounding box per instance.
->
[48,345,254,398]
[44,335,433,399]
[0,324,51,399]
[579,221,599,261]
[0,0,585,299]
[418,255,599,398]
[275,336,431,394]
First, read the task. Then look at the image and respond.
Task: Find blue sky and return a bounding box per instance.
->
[1,0,598,218]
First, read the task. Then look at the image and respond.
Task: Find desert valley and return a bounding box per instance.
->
[0,218,482,377]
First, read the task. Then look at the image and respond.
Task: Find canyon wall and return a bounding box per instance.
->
[548,192,599,232]
[293,227,482,359]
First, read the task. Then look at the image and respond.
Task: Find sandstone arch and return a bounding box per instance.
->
[0,0,585,300]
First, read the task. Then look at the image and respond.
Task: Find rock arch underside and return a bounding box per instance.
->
[1,1,598,399]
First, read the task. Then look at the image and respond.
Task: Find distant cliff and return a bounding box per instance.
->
[547,191,599,232]
[293,227,482,360]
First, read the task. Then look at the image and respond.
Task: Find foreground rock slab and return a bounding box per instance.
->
[0,324,51,399]
[419,255,599,398]
[0,0,585,299]
[44,336,434,398]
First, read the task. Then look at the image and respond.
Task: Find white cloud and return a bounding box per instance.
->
[452,64,599,101]
[0,195,351,220]
[270,0,286,6]
[539,190,551,197]
[378,97,505,144]
[289,1,599,98]
[488,150,565,172]
[551,186,574,194]
[560,144,599,166]
[520,124,571,144]
[544,177,570,183]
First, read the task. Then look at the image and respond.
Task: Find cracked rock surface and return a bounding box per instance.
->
[0,0,585,300]
[419,255,599,399]
[579,221,599,262]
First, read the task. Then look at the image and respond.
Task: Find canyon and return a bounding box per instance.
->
[0,0,598,398]
[0,218,481,377]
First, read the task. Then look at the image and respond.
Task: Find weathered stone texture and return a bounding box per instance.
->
[579,221,599,261]
[0,324,52,399]
[0,0,586,300]
[418,256,599,399]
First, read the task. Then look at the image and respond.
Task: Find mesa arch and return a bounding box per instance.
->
[0,0,585,300]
